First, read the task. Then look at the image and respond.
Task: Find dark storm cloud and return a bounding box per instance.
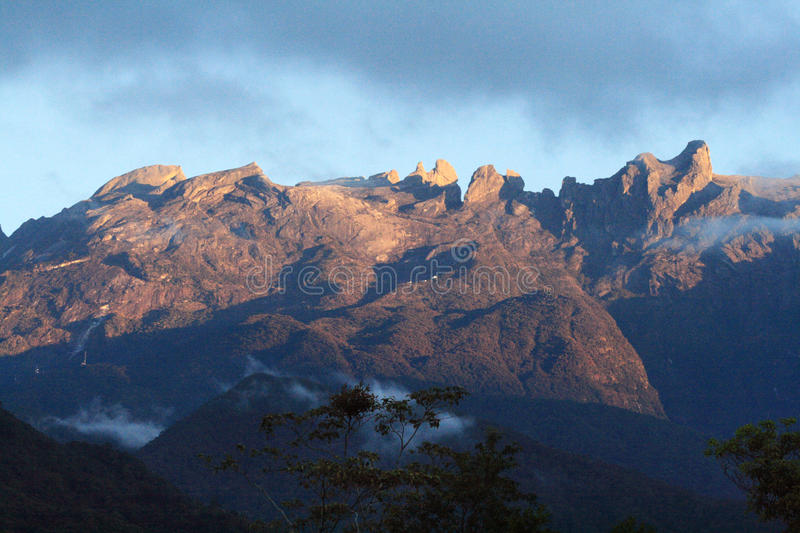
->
[3,1,799,133]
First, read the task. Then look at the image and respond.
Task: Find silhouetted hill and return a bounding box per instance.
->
[0,402,250,532]
[139,373,773,533]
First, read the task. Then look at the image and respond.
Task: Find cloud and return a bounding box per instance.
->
[40,400,167,448]
[3,3,799,120]
[1,2,799,233]
[735,159,800,179]
[363,378,474,449]
[230,355,323,408]
[242,354,283,378]
[660,215,800,252]
[288,381,321,405]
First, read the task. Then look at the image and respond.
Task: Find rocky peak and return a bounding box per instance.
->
[553,141,717,243]
[402,159,458,187]
[669,140,711,173]
[370,169,400,184]
[429,159,458,186]
[639,141,713,237]
[464,165,524,207]
[630,141,712,198]
[169,162,270,202]
[92,165,187,199]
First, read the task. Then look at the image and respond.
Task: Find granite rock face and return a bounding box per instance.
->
[464,165,525,207]
[522,141,800,432]
[93,165,188,199]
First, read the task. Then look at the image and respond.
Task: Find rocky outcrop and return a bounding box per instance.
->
[463,165,525,207]
[373,169,401,184]
[298,162,460,210]
[552,141,714,247]
[92,165,187,199]
[401,159,458,188]
[396,159,461,209]
[297,169,401,188]
[518,140,800,434]
[168,162,270,203]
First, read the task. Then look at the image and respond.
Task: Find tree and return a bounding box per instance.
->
[706,417,800,531]
[210,383,553,532]
[608,517,656,533]
[382,431,552,532]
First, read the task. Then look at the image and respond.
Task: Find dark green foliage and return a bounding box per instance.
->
[383,431,552,532]
[608,517,657,532]
[707,418,800,531]
[142,373,773,532]
[212,383,552,532]
[0,402,250,532]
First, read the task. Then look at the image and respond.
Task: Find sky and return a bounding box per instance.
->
[1,1,799,234]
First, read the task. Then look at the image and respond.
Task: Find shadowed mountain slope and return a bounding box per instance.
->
[139,373,773,533]
[0,402,250,532]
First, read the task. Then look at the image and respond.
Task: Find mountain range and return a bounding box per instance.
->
[1,140,799,529]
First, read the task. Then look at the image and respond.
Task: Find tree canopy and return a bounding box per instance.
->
[707,417,800,531]
[210,383,553,532]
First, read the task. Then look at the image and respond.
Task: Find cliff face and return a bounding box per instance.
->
[0,158,662,421]
[523,141,800,432]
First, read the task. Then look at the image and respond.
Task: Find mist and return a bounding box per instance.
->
[40,400,167,449]
[662,214,800,251]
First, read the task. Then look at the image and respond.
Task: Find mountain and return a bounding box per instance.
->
[138,373,772,533]
[1,141,799,451]
[523,141,800,433]
[0,401,250,532]
[461,393,739,499]
[0,226,7,262]
[0,157,664,426]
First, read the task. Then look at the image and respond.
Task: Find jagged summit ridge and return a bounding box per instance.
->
[169,162,269,202]
[0,151,670,417]
[401,159,458,187]
[464,165,524,207]
[539,141,720,244]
